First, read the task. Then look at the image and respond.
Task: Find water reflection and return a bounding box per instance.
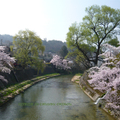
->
[0,75,115,120]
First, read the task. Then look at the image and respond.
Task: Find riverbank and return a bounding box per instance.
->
[71,74,99,101]
[71,73,119,120]
[71,75,80,84]
[71,73,83,84]
[0,73,60,106]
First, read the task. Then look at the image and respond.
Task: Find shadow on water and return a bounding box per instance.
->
[0,75,115,120]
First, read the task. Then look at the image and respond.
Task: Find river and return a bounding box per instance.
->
[0,75,115,120]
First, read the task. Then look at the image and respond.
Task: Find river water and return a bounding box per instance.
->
[0,75,115,120]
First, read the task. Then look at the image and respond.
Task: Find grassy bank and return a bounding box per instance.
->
[75,73,83,76]
[0,73,60,106]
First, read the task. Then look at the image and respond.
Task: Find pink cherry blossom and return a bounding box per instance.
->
[88,43,120,115]
[50,55,71,70]
[0,46,15,83]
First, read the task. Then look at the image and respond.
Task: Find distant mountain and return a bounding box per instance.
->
[0,34,13,46]
[42,40,66,53]
[0,34,66,53]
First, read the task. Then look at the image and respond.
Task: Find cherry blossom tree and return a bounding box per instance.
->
[50,55,71,70]
[87,43,120,116]
[0,46,15,83]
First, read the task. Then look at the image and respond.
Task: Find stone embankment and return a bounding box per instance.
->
[0,73,60,106]
[79,72,100,102]
[71,72,119,120]
[71,73,99,101]
[71,75,80,84]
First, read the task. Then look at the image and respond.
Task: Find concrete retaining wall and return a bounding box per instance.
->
[0,66,55,90]
[79,71,120,120]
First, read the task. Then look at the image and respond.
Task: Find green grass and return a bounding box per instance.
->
[75,73,83,76]
[0,100,3,104]
[108,109,111,114]
[75,79,79,81]
[43,73,60,76]
[83,86,86,90]
[0,73,60,98]
[36,73,60,79]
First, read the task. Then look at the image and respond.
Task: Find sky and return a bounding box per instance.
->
[0,0,120,42]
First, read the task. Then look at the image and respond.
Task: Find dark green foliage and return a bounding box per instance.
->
[42,40,66,53]
[59,45,68,58]
[108,38,119,47]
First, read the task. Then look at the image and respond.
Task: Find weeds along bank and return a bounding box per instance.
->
[0,73,60,106]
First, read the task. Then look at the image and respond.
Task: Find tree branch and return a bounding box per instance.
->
[75,37,94,63]
[100,20,120,44]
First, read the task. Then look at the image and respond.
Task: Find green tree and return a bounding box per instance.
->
[66,43,96,68]
[108,37,119,47]
[59,45,68,58]
[13,30,45,69]
[66,5,120,66]
[33,58,46,75]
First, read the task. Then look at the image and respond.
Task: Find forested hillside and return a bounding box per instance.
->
[0,34,13,46]
[0,34,66,53]
[42,40,66,53]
